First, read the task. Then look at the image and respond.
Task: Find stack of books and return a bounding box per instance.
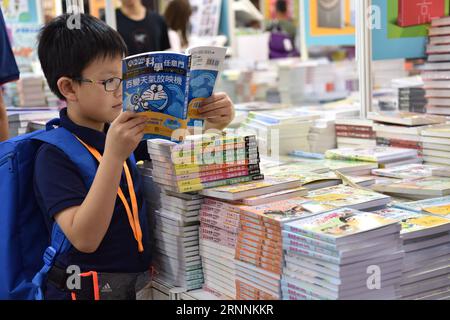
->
[334,119,376,148]
[16,74,46,107]
[235,198,321,300]
[305,185,391,211]
[282,208,403,300]
[421,125,450,167]
[398,87,427,113]
[372,177,450,200]
[199,198,241,299]
[284,157,379,177]
[146,133,264,193]
[325,146,420,169]
[395,196,450,220]
[263,165,375,190]
[374,207,450,300]
[369,112,446,155]
[308,119,336,153]
[423,16,450,115]
[150,190,204,291]
[239,108,321,157]
[7,108,59,137]
[137,162,205,290]
[371,164,437,180]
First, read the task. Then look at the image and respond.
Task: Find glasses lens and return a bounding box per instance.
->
[105,78,122,91]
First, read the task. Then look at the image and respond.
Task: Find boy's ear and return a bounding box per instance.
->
[57,77,78,102]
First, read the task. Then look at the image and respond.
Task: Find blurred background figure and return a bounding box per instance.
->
[115,0,170,55]
[164,0,193,52]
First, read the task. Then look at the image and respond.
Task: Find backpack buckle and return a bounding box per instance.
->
[43,246,57,266]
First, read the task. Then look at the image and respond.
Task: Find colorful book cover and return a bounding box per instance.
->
[374,207,450,236]
[371,164,436,179]
[395,196,450,218]
[325,147,416,163]
[239,198,320,225]
[123,46,227,141]
[284,208,398,243]
[375,177,450,196]
[201,176,300,197]
[305,185,390,210]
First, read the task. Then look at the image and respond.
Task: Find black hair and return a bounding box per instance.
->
[276,0,287,14]
[37,13,128,100]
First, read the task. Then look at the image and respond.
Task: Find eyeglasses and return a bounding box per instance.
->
[74,77,123,92]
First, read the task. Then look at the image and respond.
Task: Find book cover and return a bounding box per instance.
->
[371,164,436,179]
[284,208,398,243]
[398,0,445,27]
[123,46,227,141]
[325,147,417,163]
[395,196,450,218]
[305,185,390,211]
[200,176,301,200]
[373,177,450,197]
[373,207,450,238]
[239,199,319,225]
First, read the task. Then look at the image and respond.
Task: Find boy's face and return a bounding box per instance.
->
[74,55,123,124]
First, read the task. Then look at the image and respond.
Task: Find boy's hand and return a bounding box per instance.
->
[105,111,147,162]
[198,93,235,131]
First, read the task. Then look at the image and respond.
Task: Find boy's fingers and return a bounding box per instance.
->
[116,111,137,123]
[122,116,147,130]
[198,100,230,114]
[199,107,232,118]
[201,93,227,106]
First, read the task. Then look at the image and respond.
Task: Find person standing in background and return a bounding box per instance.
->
[164,0,192,52]
[114,0,170,56]
[268,0,297,41]
[0,7,20,142]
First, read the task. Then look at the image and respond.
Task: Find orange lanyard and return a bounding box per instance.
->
[75,137,144,253]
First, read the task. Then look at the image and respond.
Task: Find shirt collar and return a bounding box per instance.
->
[59,107,110,153]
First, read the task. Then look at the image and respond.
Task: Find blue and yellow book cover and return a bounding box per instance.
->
[123,47,227,141]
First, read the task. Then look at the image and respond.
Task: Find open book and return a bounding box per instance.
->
[122,46,227,141]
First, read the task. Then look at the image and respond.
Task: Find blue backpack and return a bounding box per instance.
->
[0,118,99,300]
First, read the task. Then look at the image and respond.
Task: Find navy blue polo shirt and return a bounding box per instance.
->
[0,7,19,85]
[33,108,151,298]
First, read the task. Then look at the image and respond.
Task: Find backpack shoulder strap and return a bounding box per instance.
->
[31,119,99,300]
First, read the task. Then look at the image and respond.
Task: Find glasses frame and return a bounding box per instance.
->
[73,77,123,92]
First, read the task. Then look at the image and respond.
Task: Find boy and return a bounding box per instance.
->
[35,13,234,300]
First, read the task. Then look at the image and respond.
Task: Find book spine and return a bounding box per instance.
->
[236,241,283,257]
[335,125,373,132]
[202,200,242,213]
[172,141,259,157]
[336,131,376,139]
[173,162,260,175]
[238,233,283,250]
[200,216,239,233]
[282,239,339,258]
[286,245,339,265]
[183,55,192,120]
[282,231,337,252]
[175,165,260,181]
[202,173,264,189]
[284,225,336,244]
[239,214,281,231]
[176,169,261,187]
[172,148,260,165]
[200,207,240,222]
[239,225,283,242]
